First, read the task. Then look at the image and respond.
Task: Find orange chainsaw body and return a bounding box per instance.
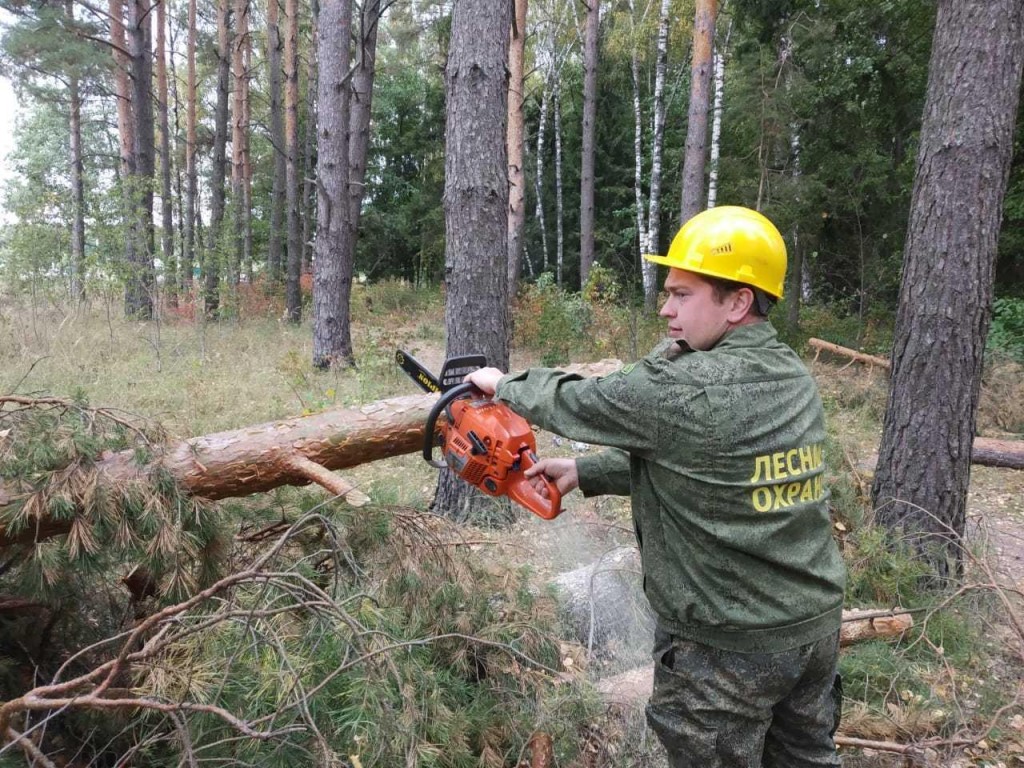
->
[431,389,562,520]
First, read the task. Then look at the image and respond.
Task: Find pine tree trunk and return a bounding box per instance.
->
[312,0,353,370]
[157,0,175,307]
[109,0,136,277]
[266,0,286,285]
[678,0,715,225]
[205,0,231,319]
[242,37,253,283]
[300,15,319,277]
[67,0,86,307]
[629,10,647,292]
[871,0,1024,582]
[231,0,248,294]
[183,0,198,294]
[435,0,512,519]
[125,0,155,320]
[167,10,187,301]
[579,0,599,289]
[642,0,670,310]
[506,0,528,299]
[284,0,302,323]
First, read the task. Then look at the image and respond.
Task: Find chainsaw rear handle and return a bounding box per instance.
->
[424,381,477,466]
[509,450,563,520]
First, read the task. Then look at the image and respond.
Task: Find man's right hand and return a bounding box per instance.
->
[524,457,579,498]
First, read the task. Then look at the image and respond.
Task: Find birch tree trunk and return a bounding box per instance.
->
[678,0,715,225]
[436,0,511,518]
[183,0,197,293]
[312,0,354,370]
[871,0,1024,582]
[157,0,175,306]
[554,82,565,287]
[506,0,528,298]
[266,0,286,285]
[579,0,599,289]
[534,79,550,274]
[284,0,302,323]
[642,0,670,310]
[706,31,729,210]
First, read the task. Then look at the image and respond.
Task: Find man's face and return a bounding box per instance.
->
[658,268,736,351]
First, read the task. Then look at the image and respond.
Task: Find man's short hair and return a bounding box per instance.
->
[704,275,775,317]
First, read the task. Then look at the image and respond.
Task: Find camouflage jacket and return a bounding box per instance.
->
[495,321,846,653]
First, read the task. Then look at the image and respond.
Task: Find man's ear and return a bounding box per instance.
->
[727,287,756,322]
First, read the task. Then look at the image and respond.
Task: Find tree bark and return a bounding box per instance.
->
[230,0,249,294]
[67,0,85,306]
[284,0,302,323]
[312,0,354,370]
[0,394,438,547]
[157,0,175,307]
[300,11,319,277]
[266,0,286,285]
[205,0,231,318]
[109,0,135,281]
[554,82,565,287]
[534,80,550,274]
[871,0,1024,582]
[642,0,670,310]
[437,0,512,518]
[579,0,599,289]
[506,0,528,299]
[125,0,155,320]
[678,0,715,225]
[183,0,198,293]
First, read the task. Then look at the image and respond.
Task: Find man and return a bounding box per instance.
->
[466,206,846,767]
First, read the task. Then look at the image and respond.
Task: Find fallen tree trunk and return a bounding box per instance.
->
[594,608,914,708]
[971,437,1024,470]
[0,393,438,546]
[807,338,891,370]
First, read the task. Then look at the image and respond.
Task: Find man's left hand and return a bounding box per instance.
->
[464,367,504,395]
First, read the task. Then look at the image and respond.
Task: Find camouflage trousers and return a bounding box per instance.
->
[645,627,842,768]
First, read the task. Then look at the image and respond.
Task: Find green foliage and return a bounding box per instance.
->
[128,507,600,766]
[988,297,1024,362]
[515,274,593,365]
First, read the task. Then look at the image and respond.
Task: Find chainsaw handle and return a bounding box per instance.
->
[508,450,563,520]
[424,382,477,466]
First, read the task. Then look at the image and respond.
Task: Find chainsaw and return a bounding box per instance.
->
[396,350,563,520]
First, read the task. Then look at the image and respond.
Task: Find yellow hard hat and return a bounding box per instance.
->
[644,206,787,298]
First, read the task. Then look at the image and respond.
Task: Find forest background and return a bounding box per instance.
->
[1,0,1024,765]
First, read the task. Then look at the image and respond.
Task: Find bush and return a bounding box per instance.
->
[988,296,1024,362]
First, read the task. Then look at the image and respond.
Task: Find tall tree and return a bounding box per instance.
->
[283,0,302,322]
[124,0,155,319]
[434,0,512,518]
[231,0,250,289]
[679,0,716,224]
[506,0,528,298]
[183,0,198,293]
[156,0,175,306]
[205,0,231,317]
[300,11,319,277]
[871,0,1024,581]
[579,0,599,288]
[311,0,353,369]
[266,0,286,284]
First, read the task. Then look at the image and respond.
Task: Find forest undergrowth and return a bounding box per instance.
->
[0,281,1023,767]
